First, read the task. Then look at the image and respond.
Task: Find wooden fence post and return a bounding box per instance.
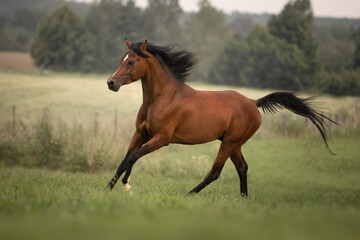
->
[42,107,49,123]
[113,108,118,139]
[12,105,16,136]
[94,112,99,137]
[352,108,357,128]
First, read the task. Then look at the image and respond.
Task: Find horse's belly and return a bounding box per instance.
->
[171,118,226,144]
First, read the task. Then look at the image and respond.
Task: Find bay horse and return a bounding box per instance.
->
[106,39,335,196]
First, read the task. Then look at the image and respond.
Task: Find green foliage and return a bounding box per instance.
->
[143,0,183,44]
[0,0,88,16]
[228,15,255,37]
[182,0,231,80]
[312,23,360,95]
[210,25,308,90]
[314,24,355,72]
[12,8,44,31]
[353,27,360,69]
[268,0,318,89]
[83,0,145,72]
[315,69,360,96]
[0,23,31,51]
[30,4,88,71]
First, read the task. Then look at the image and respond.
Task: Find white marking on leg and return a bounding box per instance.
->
[123,183,132,191]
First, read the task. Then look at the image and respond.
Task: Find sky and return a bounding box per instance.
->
[73,0,360,18]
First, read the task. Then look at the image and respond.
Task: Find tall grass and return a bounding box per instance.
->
[0,98,358,172]
[0,107,130,172]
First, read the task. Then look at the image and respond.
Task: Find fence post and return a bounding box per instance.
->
[42,107,50,123]
[94,112,99,137]
[352,108,357,128]
[113,108,118,139]
[12,105,16,136]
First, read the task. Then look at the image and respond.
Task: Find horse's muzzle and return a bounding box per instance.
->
[107,79,120,92]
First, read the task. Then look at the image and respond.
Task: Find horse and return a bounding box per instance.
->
[105,38,336,196]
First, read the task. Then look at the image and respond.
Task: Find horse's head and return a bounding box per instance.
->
[107,39,148,92]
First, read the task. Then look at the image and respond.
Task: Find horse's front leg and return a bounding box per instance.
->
[106,131,145,190]
[120,134,169,190]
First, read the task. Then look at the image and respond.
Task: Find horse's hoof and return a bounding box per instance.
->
[241,192,248,197]
[104,183,113,191]
[188,190,196,195]
[122,183,132,192]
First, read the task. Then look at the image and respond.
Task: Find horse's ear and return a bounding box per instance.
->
[125,38,131,48]
[140,39,147,52]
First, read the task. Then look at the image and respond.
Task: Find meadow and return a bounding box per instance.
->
[0,69,359,240]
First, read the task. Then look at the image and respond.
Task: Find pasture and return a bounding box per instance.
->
[0,70,360,240]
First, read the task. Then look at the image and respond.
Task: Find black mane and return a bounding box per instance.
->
[130,41,197,82]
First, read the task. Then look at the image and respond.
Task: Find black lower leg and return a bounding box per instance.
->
[188,165,224,194]
[121,147,147,184]
[106,152,131,190]
[239,156,248,196]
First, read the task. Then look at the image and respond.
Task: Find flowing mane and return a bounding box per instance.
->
[129,41,197,82]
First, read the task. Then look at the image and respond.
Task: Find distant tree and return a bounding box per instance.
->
[316,69,360,96]
[0,23,29,51]
[183,0,230,80]
[353,27,360,69]
[30,4,87,71]
[0,9,42,51]
[143,0,183,44]
[84,0,145,72]
[268,0,318,89]
[210,25,308,90]
[12,8,44,31]
[0,0,67,16]
[228,16,254,37]
[313,24,355,72]
[0,15,11,28]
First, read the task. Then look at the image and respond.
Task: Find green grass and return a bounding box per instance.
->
[0,71,360,240]
[1,136,359,240]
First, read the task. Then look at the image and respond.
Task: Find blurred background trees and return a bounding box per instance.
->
[30,4,87,71]
[268,0,318,90]
[0,0,359,96]
[209,25,308,91]
[181,0,230,80]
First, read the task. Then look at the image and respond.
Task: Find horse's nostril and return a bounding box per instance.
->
[109,80,114,86]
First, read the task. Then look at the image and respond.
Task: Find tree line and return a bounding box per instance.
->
[1,0,360,96]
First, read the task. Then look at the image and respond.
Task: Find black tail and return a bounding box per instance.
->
[256,92,338,154]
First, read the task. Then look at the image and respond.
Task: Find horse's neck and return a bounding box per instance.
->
[141,58,177,107]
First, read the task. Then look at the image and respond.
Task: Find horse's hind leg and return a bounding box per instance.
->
[188,143,233,194]
[230,148,248,196]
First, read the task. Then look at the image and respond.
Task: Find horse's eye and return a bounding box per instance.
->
[128,61,134,66]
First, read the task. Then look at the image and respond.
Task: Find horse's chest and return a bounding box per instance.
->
[144,105,174,135]
[144,109,163,135]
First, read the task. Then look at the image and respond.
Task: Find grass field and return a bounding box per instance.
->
[0,70,360,240]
